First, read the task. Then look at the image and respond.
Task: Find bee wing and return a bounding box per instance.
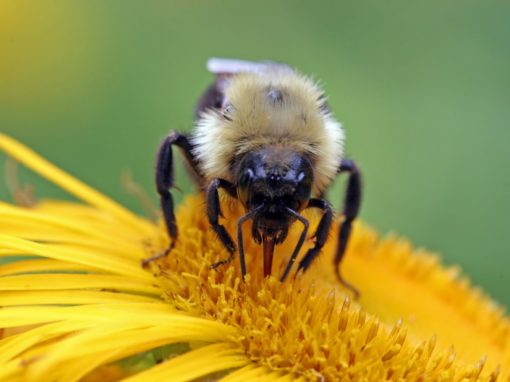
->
[207,58,294,76]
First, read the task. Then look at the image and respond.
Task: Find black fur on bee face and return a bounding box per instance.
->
[236,147,313,244]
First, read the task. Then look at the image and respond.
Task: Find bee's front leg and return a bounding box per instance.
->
[143,132,200,268]
[294,198,333,276]
[206,178,238,269]
[156,132,201,238]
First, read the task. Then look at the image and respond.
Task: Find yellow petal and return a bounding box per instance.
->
[122,343,249,382]
[0,259,94,276]
[11,312,236,381]
[54,350,125,382]
[0,202,145,254]
[0,359,21,381]
[219,365,304,382]
[0,235,150,279]
[0,303,203,328]
[70,361,127,382]
[0,290,159,306]
[218,364,260,382]
[0,274,159,299]
[0,321,88,363]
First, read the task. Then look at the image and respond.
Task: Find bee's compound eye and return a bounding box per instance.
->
[293,165,313,211]
[237,166,256,208]
[239,168,254,187]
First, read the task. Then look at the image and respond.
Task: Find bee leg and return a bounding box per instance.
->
[141,246,172,269]
[236,207,263,278]
[294,199,332,277]
[145,132,201,268]
[280,207,310,281]
[207,178,238,270]
[157,131,204,237]
[334,159,362,298]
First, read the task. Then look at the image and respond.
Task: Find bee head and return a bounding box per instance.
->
[236,147,313,225]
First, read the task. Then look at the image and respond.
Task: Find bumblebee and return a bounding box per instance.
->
[155,58,362,294]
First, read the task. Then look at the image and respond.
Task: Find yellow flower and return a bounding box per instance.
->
[0,133,508,381]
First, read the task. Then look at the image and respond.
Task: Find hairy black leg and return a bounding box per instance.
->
[334,159,362,297]
[294,199,333,275]
[280,207,310,282]
[236,205,264,278]
[143,132,202,269]
[156,132,202,239]
[207,178,238,269]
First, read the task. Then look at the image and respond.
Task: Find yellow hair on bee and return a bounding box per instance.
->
[192,71,344,194]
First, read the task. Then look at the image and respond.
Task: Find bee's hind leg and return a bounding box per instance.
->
[333,159,362,298]
[143,132,201,268]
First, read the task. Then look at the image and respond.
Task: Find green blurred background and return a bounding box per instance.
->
[1,1,509,307]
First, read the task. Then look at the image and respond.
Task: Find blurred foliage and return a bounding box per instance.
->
[1,0,509,307]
